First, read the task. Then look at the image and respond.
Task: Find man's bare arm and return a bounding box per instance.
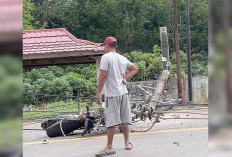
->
[97,70,108,106]
[124,65,138,80]
[97,70,108,95]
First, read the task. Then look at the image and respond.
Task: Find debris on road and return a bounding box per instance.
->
[173,141,180,146]
[42,139,49,144]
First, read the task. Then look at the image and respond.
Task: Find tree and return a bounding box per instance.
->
[23,0,47,30]
[28,0,208,61]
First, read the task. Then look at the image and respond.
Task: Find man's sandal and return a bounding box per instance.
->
[95,150,116,157]
[125,142,133,150]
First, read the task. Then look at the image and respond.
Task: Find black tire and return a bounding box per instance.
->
[41,119,62,130]
[46,120,84,137]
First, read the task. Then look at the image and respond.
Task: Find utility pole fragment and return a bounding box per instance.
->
[159,27,170,71]
[172,0,184,102]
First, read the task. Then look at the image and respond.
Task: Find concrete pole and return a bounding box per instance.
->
[148,70,170,110]
[145,27,172,109]
[92,56,101,82]
[131,28,172,118]
[159,27,170,71]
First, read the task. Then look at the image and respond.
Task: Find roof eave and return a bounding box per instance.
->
[23,50,105,60]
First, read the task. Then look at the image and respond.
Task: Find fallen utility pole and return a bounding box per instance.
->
[147,27,171,110]
[172,0,184,102]
[131,27,171,120]
[148,70,170,109]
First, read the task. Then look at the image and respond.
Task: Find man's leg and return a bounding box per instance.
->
[120,94,132,148]
[120,123,130,147]
[95,126,116,156]
[104,126,115,151]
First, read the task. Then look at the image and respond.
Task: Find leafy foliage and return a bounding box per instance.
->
[23,65,97,105]
[125,45,163,81]
[24,0,208,58]
[23,0,47,30]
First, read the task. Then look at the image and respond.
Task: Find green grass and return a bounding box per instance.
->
[23,101,99,120]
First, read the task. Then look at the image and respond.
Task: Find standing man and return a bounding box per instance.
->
[96,37,138,156]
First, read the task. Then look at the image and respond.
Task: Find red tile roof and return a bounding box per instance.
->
[23,28,104,56]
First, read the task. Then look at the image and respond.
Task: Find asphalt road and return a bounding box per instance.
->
[23,106,208,157]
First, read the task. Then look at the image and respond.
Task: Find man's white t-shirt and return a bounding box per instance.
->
[100,52,134,97]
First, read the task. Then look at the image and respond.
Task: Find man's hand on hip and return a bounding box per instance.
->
[122,77,128,84]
